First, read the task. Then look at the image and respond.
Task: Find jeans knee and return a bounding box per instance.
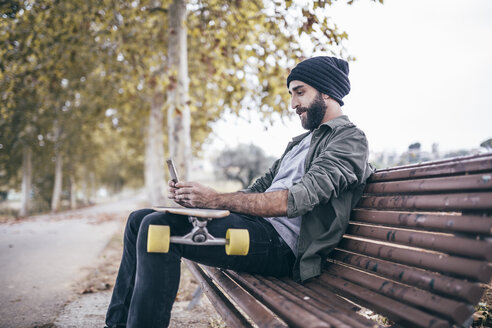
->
[135,212,171,251]
[125,208,154,238]
[139,212,191,239]
[139,211,161,227]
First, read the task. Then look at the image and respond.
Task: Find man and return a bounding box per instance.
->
[105,56,373,328]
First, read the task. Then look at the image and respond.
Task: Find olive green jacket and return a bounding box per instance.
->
[246,115,373,282]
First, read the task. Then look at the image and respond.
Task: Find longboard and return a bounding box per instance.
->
[152,206,230,219]
[147,206,249,255]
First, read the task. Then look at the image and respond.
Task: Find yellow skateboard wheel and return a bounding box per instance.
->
[225,229,249,255]
[147,225,170,253]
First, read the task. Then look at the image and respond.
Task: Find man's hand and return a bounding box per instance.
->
[168,180,218,208]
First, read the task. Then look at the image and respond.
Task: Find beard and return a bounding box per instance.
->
[297,92,327,131]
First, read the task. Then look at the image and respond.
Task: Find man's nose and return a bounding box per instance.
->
[291,97,299,110]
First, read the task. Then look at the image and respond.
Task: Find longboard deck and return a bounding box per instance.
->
[152,206,230,219]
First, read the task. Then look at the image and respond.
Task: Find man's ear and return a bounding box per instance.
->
[322,93,331,101]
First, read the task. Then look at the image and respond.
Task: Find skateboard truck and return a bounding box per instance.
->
[178,216,226,245]
[147,207,249,255]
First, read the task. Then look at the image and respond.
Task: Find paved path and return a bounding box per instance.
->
[0,197,143,328]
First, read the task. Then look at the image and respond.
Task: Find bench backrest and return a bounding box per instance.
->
[316,153,492,327]
[189,154,492,328]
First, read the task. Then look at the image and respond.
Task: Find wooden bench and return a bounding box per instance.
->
[185,153,492,328]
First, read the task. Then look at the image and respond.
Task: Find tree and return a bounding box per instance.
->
[0,2,47,215]
[99,0,386,203]
[80,0,385,204]
[167,0,191,187]
[1,0,131,214]
[214,144,276,188]
[1,0,383,216]
[480,138,492,150]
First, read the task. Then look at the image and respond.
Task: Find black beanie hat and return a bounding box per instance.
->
[287,56,351,106]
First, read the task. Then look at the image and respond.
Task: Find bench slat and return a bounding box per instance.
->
[373,153,492,174]
[346,223,492,260]
[339,238,492,282]
[351,209,492,235]
[369,155,492,182]
[365,172,492,194]
[256,276,375,328]
[325,263,473,324]
[330,249,484,304]
[315,272,451,328]
[279,277,362,313]
[185,261,253,328]
[226,271,333,328]
[266,276,378,328]
[203,266,287,328]
[359,192,492,211]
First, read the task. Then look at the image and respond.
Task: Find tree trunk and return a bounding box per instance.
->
[51,151,63,212]
[144,91,166,205]
[51,121,63,212]
[90,171,96,202]
[19,145,32,217]
[167,0,191,181]
[81,167,90,206]
[70,173,76,210]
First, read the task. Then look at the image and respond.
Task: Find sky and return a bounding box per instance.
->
[204,0,492,159]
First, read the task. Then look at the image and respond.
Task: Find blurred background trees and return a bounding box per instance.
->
[214,143,276,189]
[1,0,380,217]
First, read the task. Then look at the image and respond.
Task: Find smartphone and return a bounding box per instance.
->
[167,159,179,183]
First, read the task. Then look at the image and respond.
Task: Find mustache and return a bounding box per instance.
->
[296,107,308,115]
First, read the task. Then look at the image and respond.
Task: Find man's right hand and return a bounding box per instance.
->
[168,180,219,209]
[168,180,184,206]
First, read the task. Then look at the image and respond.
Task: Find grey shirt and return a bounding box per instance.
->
[264,133,312,253]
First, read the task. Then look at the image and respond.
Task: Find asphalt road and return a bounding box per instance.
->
[0,197,142,328]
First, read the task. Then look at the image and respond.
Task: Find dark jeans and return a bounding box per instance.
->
[105,208,295,328]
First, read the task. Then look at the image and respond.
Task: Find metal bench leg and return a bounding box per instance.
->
[186,286,203,310]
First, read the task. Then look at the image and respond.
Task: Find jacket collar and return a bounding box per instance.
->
[291,131,311,143]
[291,115,350,143]
[319,114,350,130]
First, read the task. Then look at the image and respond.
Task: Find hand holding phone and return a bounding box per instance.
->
[167,159,179,184]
